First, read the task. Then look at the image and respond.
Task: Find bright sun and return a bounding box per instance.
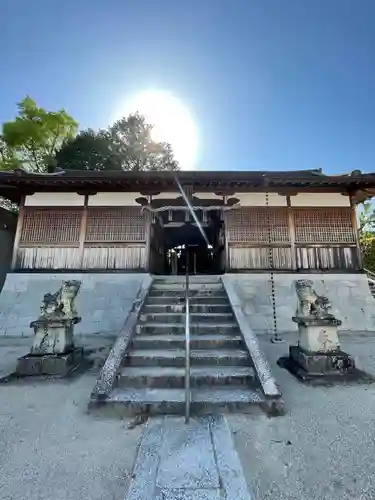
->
[121,90,198,170]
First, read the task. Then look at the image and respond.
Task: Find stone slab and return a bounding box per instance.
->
[0,273,149,338]
[157,489,221,500]
[156,417,219,490]
[125,415,253,500]
[16,348,83,377]
[210,414,253,500]
[225,273,375,333]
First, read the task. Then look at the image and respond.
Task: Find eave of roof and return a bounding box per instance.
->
[1,169,375,203]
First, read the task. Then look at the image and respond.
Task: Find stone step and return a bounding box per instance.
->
[148,289,227,298]
[131,334,243,350]
[125,349,250,367]
[118,366,256,389]
[146,296,229,305]
[153,276,222,284]
[143,303,232,314]
[139,312,234,324]
[106,387,264,415]
[152,282,223,291]
[136,322,239,335]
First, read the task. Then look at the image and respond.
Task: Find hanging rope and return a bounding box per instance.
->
[265,191,284,343]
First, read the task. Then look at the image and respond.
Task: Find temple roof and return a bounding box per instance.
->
[0,168,375,203]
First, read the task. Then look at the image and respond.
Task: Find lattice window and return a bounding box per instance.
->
[293,208,356,243]
[226,208,290,243]
[20,209,81,244]
[85,207,146,242]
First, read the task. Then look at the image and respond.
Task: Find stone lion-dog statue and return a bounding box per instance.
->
[294,279,333,319]
[39,280,81,320]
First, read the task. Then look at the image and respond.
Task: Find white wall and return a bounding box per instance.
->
[151,192,181,200]
[88,192,144,206]
[193,192,224,200]
[233,193,287,206]
[291,193,350,207]
[25,193,84,206]
[24,190,352,208]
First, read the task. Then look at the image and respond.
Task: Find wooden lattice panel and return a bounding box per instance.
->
[85,207,146,242]
[293,208,355,243]
[226,208,290,243]
[20,209,81,244]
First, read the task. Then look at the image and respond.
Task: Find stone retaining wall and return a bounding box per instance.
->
[225,273,375,333]
[0,273,150,338]
[1,272,374,338]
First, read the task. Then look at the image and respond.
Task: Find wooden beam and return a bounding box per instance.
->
[78,195,88,267]
[11,195,25,270]
[287,196,297,270]
[350,194,363,270]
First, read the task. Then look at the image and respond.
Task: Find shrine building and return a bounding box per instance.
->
[0,168,374,274]
[1,167,375,338]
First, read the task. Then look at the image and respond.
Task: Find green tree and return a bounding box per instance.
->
[358,200,375,233]
[0,96,77,173]
[0,137,19,171]
[358,201,375,272]
[110,112,179,171]
[55,113,179,171]
[55,129,120,171]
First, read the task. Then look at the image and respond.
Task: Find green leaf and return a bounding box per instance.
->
[1,96,77,172]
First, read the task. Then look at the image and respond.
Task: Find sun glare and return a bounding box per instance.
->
[121,90,197,170]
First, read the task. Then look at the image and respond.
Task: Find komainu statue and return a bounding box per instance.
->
[30,280,82,356]
[39,280,81,320]
[293,279,333,320]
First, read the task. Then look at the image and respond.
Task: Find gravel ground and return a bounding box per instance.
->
[228,332,375,500]
[2,333,375,500]
[0,336,143,500]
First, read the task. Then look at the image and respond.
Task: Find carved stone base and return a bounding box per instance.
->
[291,345,355,374]
[279,345,366,383]
[16,348,83,377]
[30,318,79,355]
[297,323,340,353]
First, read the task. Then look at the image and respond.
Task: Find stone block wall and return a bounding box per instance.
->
[0,273,150,338]
[225,273,375,334]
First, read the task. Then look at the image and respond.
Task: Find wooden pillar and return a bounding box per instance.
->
[223,197,230,273]
[145,210,152,273]
[11,195,25,270]
[350,195,363,270]
[287,196,297,270]
[78,195,88,268]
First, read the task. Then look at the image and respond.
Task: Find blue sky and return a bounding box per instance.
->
[1,0,374,173]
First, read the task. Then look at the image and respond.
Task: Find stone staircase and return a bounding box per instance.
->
[106,276,268,415]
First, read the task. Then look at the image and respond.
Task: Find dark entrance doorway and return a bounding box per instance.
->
[149,210,225,275]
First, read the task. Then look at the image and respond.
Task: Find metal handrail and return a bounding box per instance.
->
[185,248,191,424]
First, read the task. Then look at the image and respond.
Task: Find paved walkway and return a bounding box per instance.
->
[126,414,252,500]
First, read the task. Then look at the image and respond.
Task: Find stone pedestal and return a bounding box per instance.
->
[15,279,84,378]
[16,316,83,377]
[30,317,78,355]
[287,316,356,381]
[16,348,84,377]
